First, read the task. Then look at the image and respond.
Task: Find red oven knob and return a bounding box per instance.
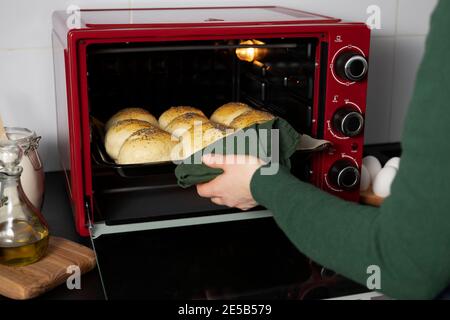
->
[329,160,360,191]
[333,107,364,137]
[335,52,368,82]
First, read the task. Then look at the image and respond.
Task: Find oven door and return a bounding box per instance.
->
[88,213,368,300]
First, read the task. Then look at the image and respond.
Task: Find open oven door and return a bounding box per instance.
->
[85,201,370,300]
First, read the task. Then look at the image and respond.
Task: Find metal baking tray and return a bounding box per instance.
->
[90,117,176,178]
[90,114,326,179]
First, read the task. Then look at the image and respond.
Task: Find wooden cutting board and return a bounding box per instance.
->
[0,236,97,300]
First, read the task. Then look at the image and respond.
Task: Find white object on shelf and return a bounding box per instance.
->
[373,166,398,198]
[363,156,382,182]
[360,164,371,191]
[385,157,401,170]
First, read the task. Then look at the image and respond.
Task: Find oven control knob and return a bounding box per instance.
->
[333,108,364,137]
[329,160,360,191]
[335,52,368,82]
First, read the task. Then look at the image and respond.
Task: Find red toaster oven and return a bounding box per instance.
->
[52,6,371,237]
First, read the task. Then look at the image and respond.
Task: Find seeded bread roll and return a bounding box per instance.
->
[117,127,180,165]
[180,122,232,158]
[165,113,209,137]
[159,106,206,129]
[105,108,158,131]
[229,110,275,129]
[210,102,253,126]
[104,119,153,160]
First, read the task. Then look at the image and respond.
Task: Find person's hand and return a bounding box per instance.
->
[196,154,265,211]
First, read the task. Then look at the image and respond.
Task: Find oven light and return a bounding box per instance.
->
[235,40,266,63]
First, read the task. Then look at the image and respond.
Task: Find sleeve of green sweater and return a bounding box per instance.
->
[250,0,450,300]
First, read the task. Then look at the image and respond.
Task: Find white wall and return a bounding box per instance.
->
[0,0,438,172]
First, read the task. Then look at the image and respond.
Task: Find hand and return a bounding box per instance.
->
[196,154,265,211]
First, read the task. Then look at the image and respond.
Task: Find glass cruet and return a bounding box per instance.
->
[0,141,49,267]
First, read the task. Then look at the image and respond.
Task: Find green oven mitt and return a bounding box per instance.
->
[175,117,301,188]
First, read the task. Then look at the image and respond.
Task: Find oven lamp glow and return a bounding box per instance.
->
[235,40,266,62]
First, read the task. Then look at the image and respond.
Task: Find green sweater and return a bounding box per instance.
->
[250,0,450,300]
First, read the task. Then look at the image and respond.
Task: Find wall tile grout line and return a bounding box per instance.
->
[0,47,51,52]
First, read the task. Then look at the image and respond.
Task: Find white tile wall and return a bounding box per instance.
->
[0,0,130,49]
[387,0,438,141]
[0,0,440,171]
[365,37,396,144]
[390,35,427,141]
[397,0,438,35]
[0,48,58,169]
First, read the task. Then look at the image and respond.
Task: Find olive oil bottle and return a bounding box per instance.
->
[0,142,49,267]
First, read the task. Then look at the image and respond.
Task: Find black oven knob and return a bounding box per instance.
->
[333,108,364,137]
[335,52,368,82]
[329,160,360,191]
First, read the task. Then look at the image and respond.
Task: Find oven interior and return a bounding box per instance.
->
[86,38,318,225]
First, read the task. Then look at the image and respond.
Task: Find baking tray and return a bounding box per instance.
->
[91,117,177,178]
[90,115,327,179]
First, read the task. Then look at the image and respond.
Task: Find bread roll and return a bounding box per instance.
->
[210,102,253,126]
[180,122,231,158]
[159,106,206,129]
[229,110,275,129]
[117,127,179,165]
[165,113,209,137]
[105,108,158,131]
[104,120,153,160]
